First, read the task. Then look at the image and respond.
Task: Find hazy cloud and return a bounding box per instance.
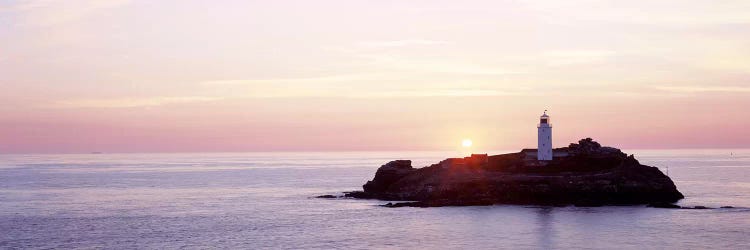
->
[522,0,750,26]
[653,85,750,93]
[1,0,131,27]
[53,96,220,108]
[358,39,451,48]
[200,75,534,98]
[201,74,388,86]
[358,54,523,75]
[542,50,617,66]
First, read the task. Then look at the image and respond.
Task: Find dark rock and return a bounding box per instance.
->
[350,138,684,207]
[382,202,427,208]
[315,195,337,199]
[574,200,605,207]
[381,199,494,208]
[568,138,601,152]
[721,206,735,209]
[648,202,681,209]
[343,191,375,199]
[363,160,415,193]
[649,204,717,209]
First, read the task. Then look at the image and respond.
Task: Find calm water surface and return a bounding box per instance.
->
[1,150,749,249]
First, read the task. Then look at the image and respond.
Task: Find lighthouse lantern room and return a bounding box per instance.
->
[537,110,553,161]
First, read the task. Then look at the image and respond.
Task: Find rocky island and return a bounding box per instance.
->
[337,138,684,207]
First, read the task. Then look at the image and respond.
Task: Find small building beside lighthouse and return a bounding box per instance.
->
[537,110,553,161]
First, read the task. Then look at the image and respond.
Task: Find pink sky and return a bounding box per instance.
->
[1,0,749,153]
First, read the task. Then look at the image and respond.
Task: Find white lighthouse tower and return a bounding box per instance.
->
[537,110,553,161]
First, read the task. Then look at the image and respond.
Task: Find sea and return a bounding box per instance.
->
[1,149,749,249]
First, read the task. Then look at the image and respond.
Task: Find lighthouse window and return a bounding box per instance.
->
[540,119,548,124]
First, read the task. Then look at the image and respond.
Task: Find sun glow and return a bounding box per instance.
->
[462,139,473,148]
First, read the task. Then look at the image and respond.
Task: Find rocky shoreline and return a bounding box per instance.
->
[321,138,686,207]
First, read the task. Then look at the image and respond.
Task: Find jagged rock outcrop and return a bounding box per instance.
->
[344,139,684,207]
[363,160,415,193]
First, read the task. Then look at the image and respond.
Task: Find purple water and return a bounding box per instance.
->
[1,150,749,249]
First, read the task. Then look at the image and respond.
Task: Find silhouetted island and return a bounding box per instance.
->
[336,138,684,207]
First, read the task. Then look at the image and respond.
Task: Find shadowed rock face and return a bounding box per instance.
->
[363,160,414,194]
[347,139,684,207]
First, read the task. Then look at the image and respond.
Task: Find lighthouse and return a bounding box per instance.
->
[537,110,553,161]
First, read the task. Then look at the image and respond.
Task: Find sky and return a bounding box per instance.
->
[1,0,749,153]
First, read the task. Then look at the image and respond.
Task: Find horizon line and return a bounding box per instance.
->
[3,147,750,155]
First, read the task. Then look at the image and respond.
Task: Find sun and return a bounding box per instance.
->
[462,139,473,148]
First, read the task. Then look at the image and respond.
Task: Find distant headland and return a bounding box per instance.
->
[327,138,684,207]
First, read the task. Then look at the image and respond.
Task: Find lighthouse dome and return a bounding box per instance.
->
[539,110,551,126]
